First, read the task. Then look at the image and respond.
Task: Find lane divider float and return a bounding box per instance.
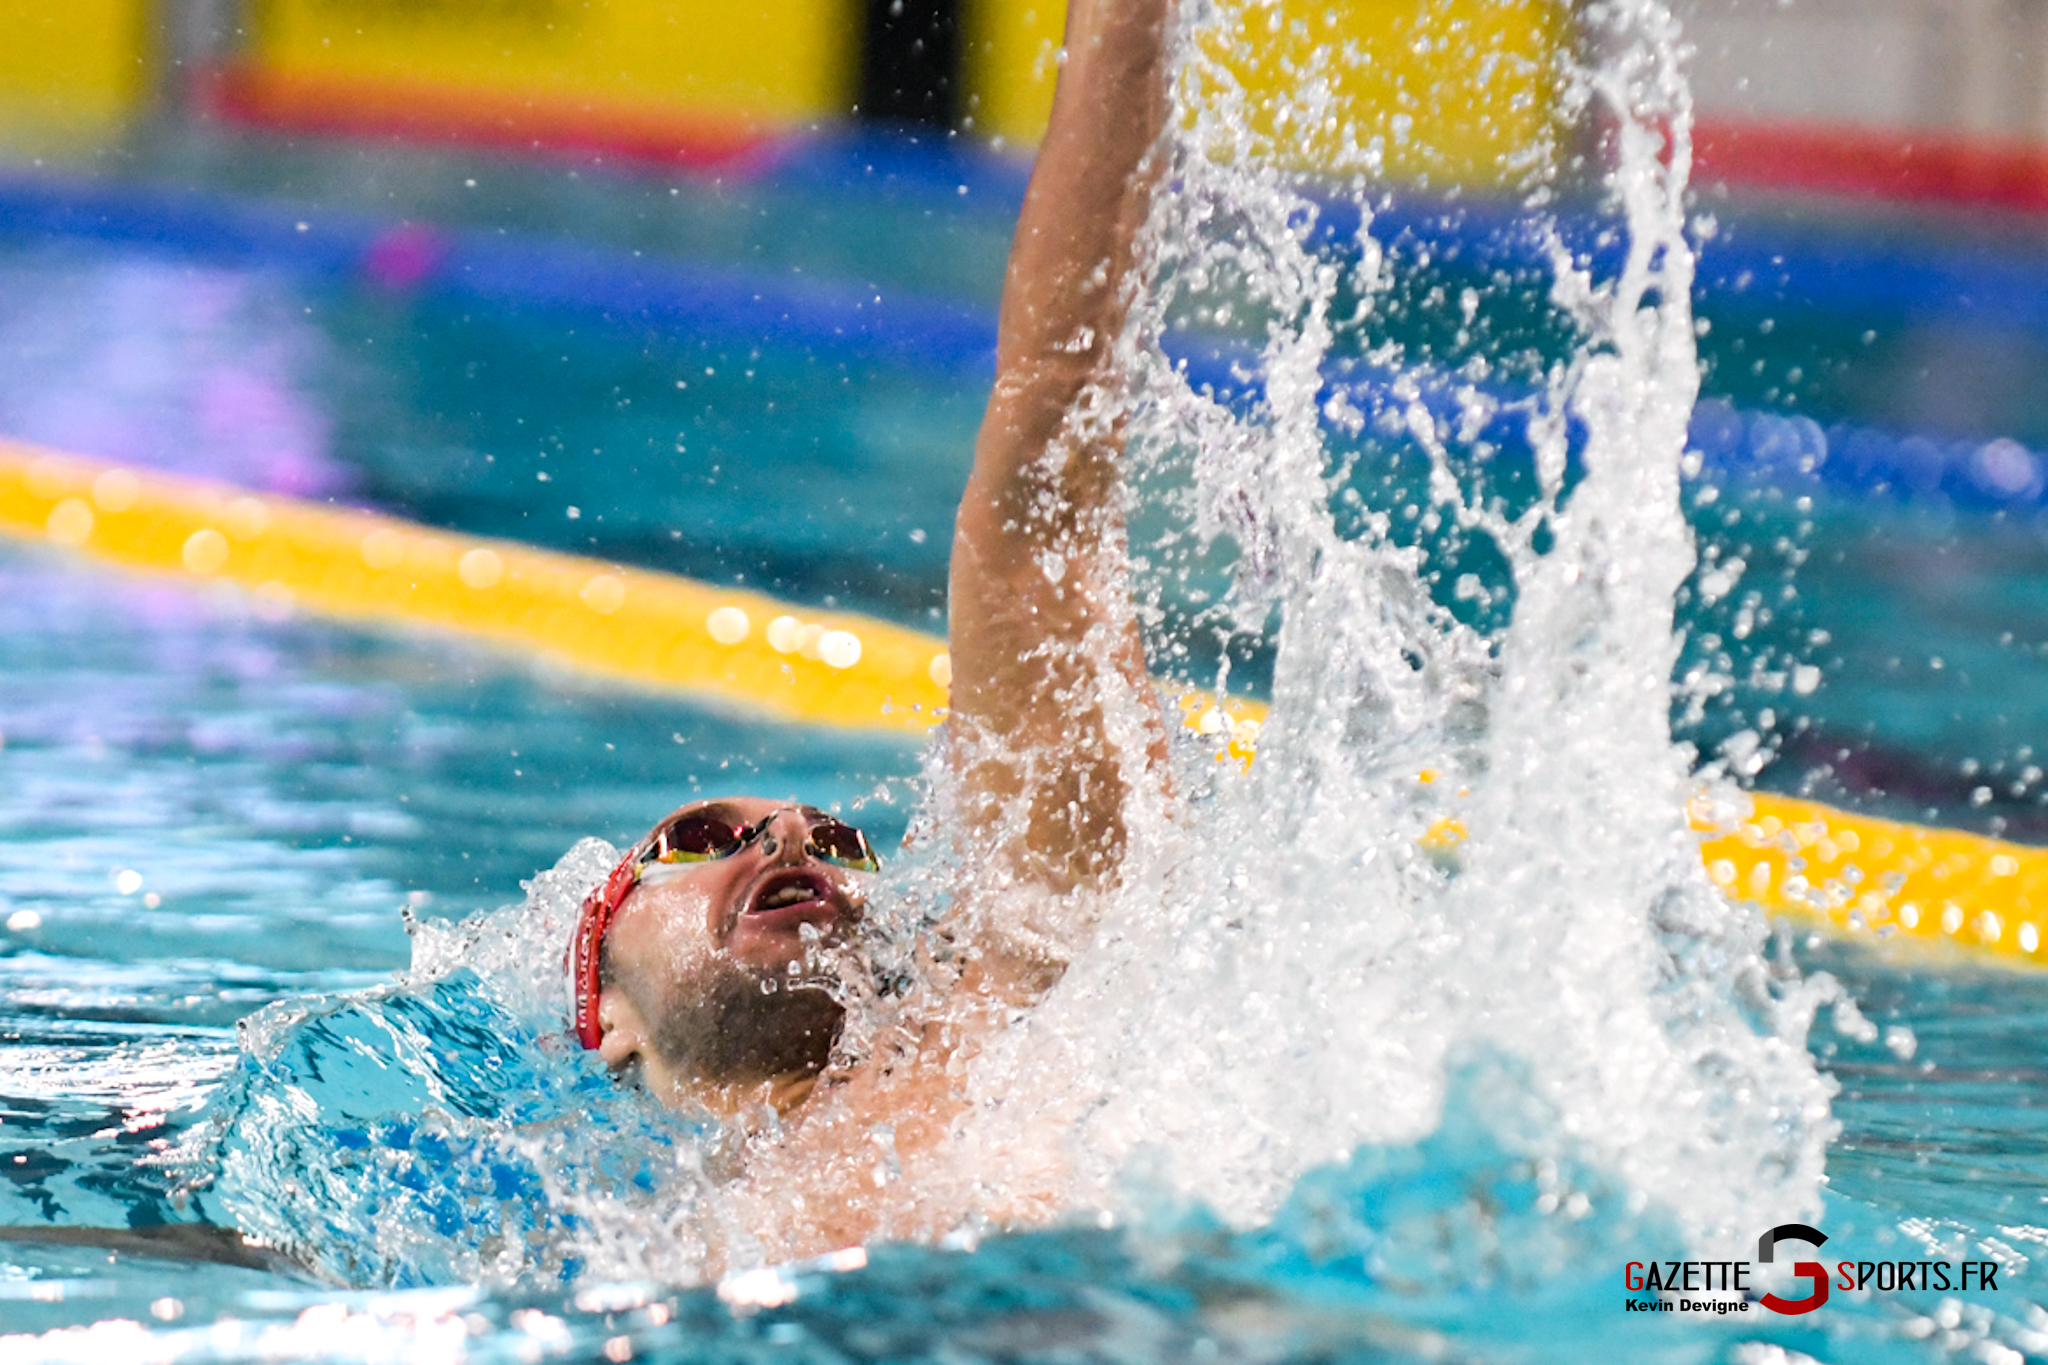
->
[1690,789,2048,969]
[5,437,2044,972]
[0,439,951,736]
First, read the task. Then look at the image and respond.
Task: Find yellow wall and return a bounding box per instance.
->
[0,0,1560,171]
[963,0,1062,147]
[966,0,1569,184]
[247,0,861,130]
[0,0,149,146]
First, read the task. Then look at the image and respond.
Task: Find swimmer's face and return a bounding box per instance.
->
[594,798,871,1104]
[617,798,869,974]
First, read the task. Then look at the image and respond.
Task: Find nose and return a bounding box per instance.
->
[755,808,813,864]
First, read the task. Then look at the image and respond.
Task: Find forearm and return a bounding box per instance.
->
[954,0,1174,653]
[947,0,1174,894]
[986,0,1172,439]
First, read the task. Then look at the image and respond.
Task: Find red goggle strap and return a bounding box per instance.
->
[570,850,642,1050]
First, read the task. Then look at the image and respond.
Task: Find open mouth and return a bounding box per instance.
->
[725,869,862,969]
[743,870,839,924]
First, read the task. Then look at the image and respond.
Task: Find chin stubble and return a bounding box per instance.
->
[648,952,845,1088]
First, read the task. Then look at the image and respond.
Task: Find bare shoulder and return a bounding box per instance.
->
[729,977,1071,1257]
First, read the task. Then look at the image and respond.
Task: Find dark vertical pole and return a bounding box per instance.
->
[856,0,963,129]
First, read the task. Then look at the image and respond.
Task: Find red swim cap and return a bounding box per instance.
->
[569,849,643,1050]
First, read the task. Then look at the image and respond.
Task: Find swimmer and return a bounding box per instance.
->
[0,0,1176,1279]
[573,0,1175,1255]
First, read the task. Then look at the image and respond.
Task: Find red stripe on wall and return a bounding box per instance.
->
[199,65,788,174]
[196,75,2048,217]
[1695,119,2048,214]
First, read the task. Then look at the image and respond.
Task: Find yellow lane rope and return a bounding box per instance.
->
[5,437,2046,972]
[0,440,952,736]
[1690,790,2048,969]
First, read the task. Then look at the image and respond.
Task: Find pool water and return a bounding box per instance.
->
[9,11,2048,1360]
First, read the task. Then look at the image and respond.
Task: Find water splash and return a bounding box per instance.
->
[187,0,1840,1287]
[949,0,1836,1253]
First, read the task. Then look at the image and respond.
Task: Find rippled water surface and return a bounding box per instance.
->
[10,3,2048,1360]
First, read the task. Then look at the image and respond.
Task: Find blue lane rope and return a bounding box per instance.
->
[1169,338,2048,515]
[0,172,998,374]
[1316,194,2048,336]
[3,163,2045,513]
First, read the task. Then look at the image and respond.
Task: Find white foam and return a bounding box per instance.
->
[923,0,1834,1257]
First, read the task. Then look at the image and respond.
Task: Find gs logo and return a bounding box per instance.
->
[1757,1223,1829,1315]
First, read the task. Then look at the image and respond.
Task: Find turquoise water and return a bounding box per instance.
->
[7,89,2048,1363]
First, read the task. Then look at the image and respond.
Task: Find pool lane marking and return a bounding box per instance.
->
[0,173,999,376]
[5,437,2046,974]
[1690,789,2048,969]
[6,173,2047,515]
[0,439,951,737]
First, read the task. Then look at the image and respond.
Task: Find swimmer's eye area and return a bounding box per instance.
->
[569,805,879,1050]
[644,810,880,873]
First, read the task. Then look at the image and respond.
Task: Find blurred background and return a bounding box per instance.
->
[3,0,2048,886]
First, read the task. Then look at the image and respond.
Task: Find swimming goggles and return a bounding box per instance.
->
[569,805,878,1050]
[641,808,879,872]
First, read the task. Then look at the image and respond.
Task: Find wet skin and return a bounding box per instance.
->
[589,0,1172,1235]
[594,798,870,1110]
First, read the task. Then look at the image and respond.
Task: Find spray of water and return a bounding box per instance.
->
[934,0,1837,1254]
[195,0,1841,1284]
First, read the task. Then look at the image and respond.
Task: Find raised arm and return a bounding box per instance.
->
[946,0,1175,897]
[722,18,1182,1235]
